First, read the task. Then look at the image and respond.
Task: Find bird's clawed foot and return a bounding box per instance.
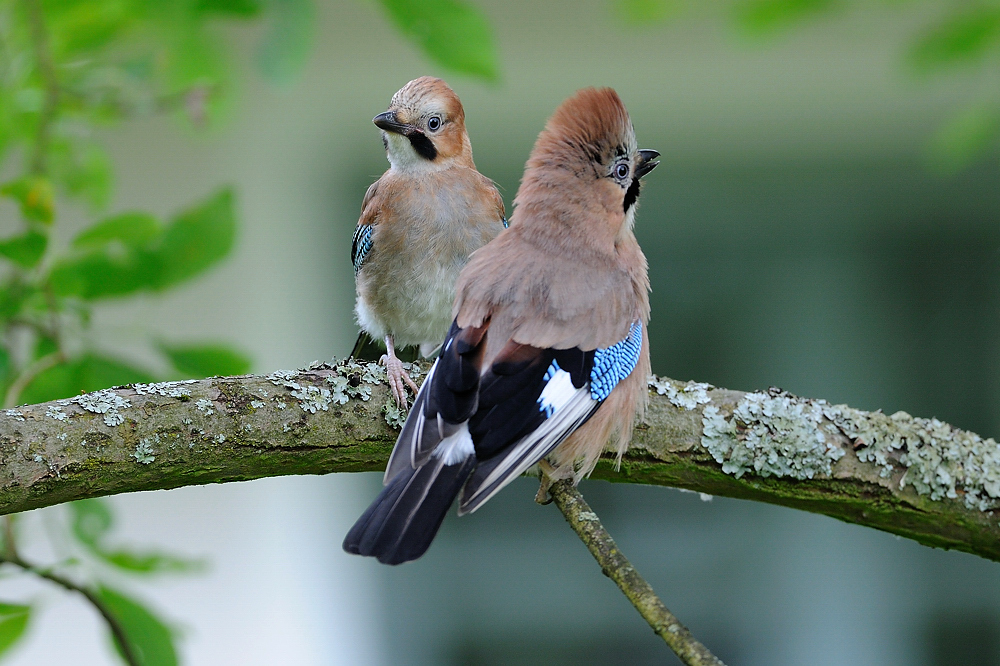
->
[381,353,419,409]
[534,460,556,505]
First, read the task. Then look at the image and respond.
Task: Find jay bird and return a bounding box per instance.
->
[352,76,507,407]
[344,87,659,565]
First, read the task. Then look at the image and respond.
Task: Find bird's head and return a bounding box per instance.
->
[516,87,659,239]
[374,77,473,173]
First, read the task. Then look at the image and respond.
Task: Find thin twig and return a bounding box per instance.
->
[545,479,726,666]
[2,516,18,561]
[0,555,140,666]
[3,350,65,408]
[24,0,59,175]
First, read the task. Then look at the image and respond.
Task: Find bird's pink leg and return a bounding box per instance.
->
[381,335,419,408]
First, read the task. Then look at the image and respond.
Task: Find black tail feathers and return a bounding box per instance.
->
[343,454,476,565]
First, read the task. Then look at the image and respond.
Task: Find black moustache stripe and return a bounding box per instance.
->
[623,177,641,213]
[408,133,438,161]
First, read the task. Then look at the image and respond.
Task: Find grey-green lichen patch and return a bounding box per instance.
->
[821,403,1000,510]
[46,405,68,421]
[288,384,332,413]
[702,389,845,480]
[132,438,155,464]
[71,390,131,427]
[4,409,24,422]
[383,399,406,429]
[820,403,902,479]
[329,359,390,403]
[267,370,299,384]
[195,399,215,416]
[648,376,713,410]
[133,380,198,398]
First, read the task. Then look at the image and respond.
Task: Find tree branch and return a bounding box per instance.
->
[547,480,725,666]
[2,360,1000,563]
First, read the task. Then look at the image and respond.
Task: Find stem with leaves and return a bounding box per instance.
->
[0,516,140,666]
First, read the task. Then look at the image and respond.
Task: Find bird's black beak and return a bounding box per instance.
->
[636,149,660,178]
[373,111,416,136]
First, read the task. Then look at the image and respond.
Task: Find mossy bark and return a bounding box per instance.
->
[2,361,1000,563]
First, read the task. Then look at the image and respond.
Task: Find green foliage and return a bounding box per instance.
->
[735,0,838,33]
[0,604,31,659]
[0,233,47,269]
[910,7,1000,72]
[256,0,315,83]
[156,188,237,288]
[20,355,156,405]
[0,178,55,225]
[70,499,205,575]
[616,0,680,24]
[927,104,1000,174]
[98,587,177,666]
[160,342,253,378]
[48,188,236,300]
[378,0,499,80]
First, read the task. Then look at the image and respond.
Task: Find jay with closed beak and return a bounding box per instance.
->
[344,87,659,565]
[352,76,507,407]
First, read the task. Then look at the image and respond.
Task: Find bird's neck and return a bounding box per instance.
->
[385,134,474,175]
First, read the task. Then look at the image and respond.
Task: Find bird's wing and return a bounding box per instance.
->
[459,321,644,514]
[385,317,644,513]
[351,181,380,274]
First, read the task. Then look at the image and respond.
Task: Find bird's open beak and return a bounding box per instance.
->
[373,111,416,136]
[636,149,660,178]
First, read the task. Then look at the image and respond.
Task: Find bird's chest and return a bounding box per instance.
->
[358,182,494,344]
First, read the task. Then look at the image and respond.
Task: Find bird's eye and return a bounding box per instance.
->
[615,163,630,181]
[427,116,442,131]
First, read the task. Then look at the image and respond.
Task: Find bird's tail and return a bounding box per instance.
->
[343,453,476,565]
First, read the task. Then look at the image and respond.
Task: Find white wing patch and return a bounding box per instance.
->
[459,369,598,515]
[538,366,577,417]
[433,422,475,466]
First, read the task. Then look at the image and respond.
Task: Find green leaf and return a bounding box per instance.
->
[256,0,315,83]
[52,143,113,211]
[73,213,162,250]
[70,500,205,575]
[616,0,681,24]
[196,0,263,17]
[154,188,236,288]
[50,189,236,300]
[0,232,47,269]
[48,249,160,300]
[70,499,114,551]
[910,8,1000,71]
[0,177,54,225]
[0,603,31,658]
[159,342,252,378]
[378,0,499,80]
[926,104,1000,173]
[97,586,177,666]
[101,550,206,575]
[735,0,837,33]
[18,355,155,405]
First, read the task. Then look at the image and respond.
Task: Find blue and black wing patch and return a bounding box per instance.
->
[352,224,373,274]
[501,215,509,229]
[458,321,644,514]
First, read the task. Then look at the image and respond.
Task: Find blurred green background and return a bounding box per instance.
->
[3,0,1000,664]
